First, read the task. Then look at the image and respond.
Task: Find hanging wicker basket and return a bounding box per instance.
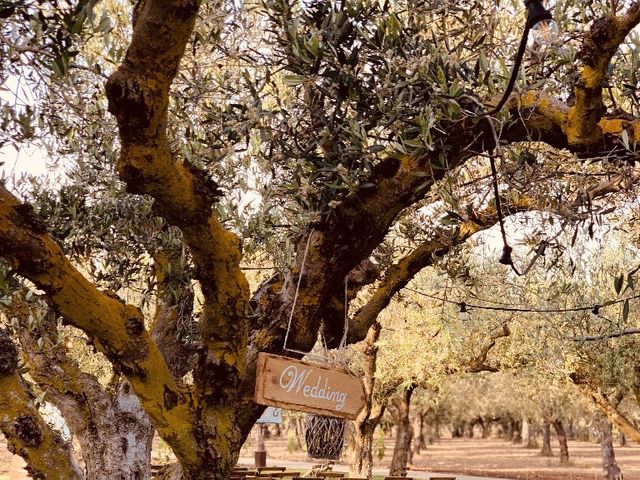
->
[305,414,346,460]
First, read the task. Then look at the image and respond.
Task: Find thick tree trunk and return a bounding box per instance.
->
[552,419,569,464]
[14,312,154,480]
[351,418,377,478]
[71,382,154,480]
[599,418,623,480]
[389,386,416,476]
[541,421,553,456]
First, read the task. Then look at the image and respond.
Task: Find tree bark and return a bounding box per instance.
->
[351,415,379,478]
[294,417,304,451]
[4,295,154,480]
[433,419,441,441]
[350,322,385,479]
[0,329,84,480]
[411,414,426,457]
[3,2,640,479]
[526,419,538,449]
[552,419,570,465]
[511,419,523,444]
[81,382,154,480]
[541,421,553,456]
[466,421,475,439]
[599,418,623,480]
[389,385,416,476]
[481,418,491,439]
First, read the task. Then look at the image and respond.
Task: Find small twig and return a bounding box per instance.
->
[572,328,640,342]
[0,34,107,77]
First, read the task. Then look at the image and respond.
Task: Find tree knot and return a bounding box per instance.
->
[14,415,43,448]
[125,306,145,336]
[15,203,48,235]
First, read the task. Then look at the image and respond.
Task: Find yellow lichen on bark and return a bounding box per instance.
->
[0,374,84,480]
[598,118,628,134]
[599,117,640,145]
[518,91,568,130]
[0,185,205,472]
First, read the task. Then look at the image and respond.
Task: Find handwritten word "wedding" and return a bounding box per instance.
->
[279,365,348,411]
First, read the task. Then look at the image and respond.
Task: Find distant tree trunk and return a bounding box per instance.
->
[526,418,538,449]
[553,419,569,464]
[389,385,416,476]
[501,418,513,440]
[567,418,576,440]
[466,421,475,438]
[619,432,626,447]
[350,322,385,479]
[541,421,553,456]
[481,417,491,439]
[451,421,464,438]
[294,417,304,450]
[433,419,441,441]
[512,419,523,443]
[411,414,425,457]
[599,418,623,480]
[255,425,265,451]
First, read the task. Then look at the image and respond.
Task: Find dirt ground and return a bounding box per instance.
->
[247,435,640,480]
[3,434,640,479]
[410,437,640,480]
[0,437,10,476]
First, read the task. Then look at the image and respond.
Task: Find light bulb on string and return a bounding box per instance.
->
[525,0,559,46]
[530,19,559,47]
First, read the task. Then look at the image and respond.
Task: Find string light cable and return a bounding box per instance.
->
[404,286,640,315]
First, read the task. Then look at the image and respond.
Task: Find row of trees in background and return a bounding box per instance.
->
[340,231,640,480]
[1,0,640,479]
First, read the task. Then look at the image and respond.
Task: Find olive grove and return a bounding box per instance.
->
[2,0,640,479]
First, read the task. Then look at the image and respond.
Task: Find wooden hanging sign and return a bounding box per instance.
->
[254,353,366,420]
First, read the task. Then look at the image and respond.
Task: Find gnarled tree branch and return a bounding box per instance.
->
[0,328,84,480]
[568,1,640,148]
[570,371,640,444]
[0,186,199,472]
